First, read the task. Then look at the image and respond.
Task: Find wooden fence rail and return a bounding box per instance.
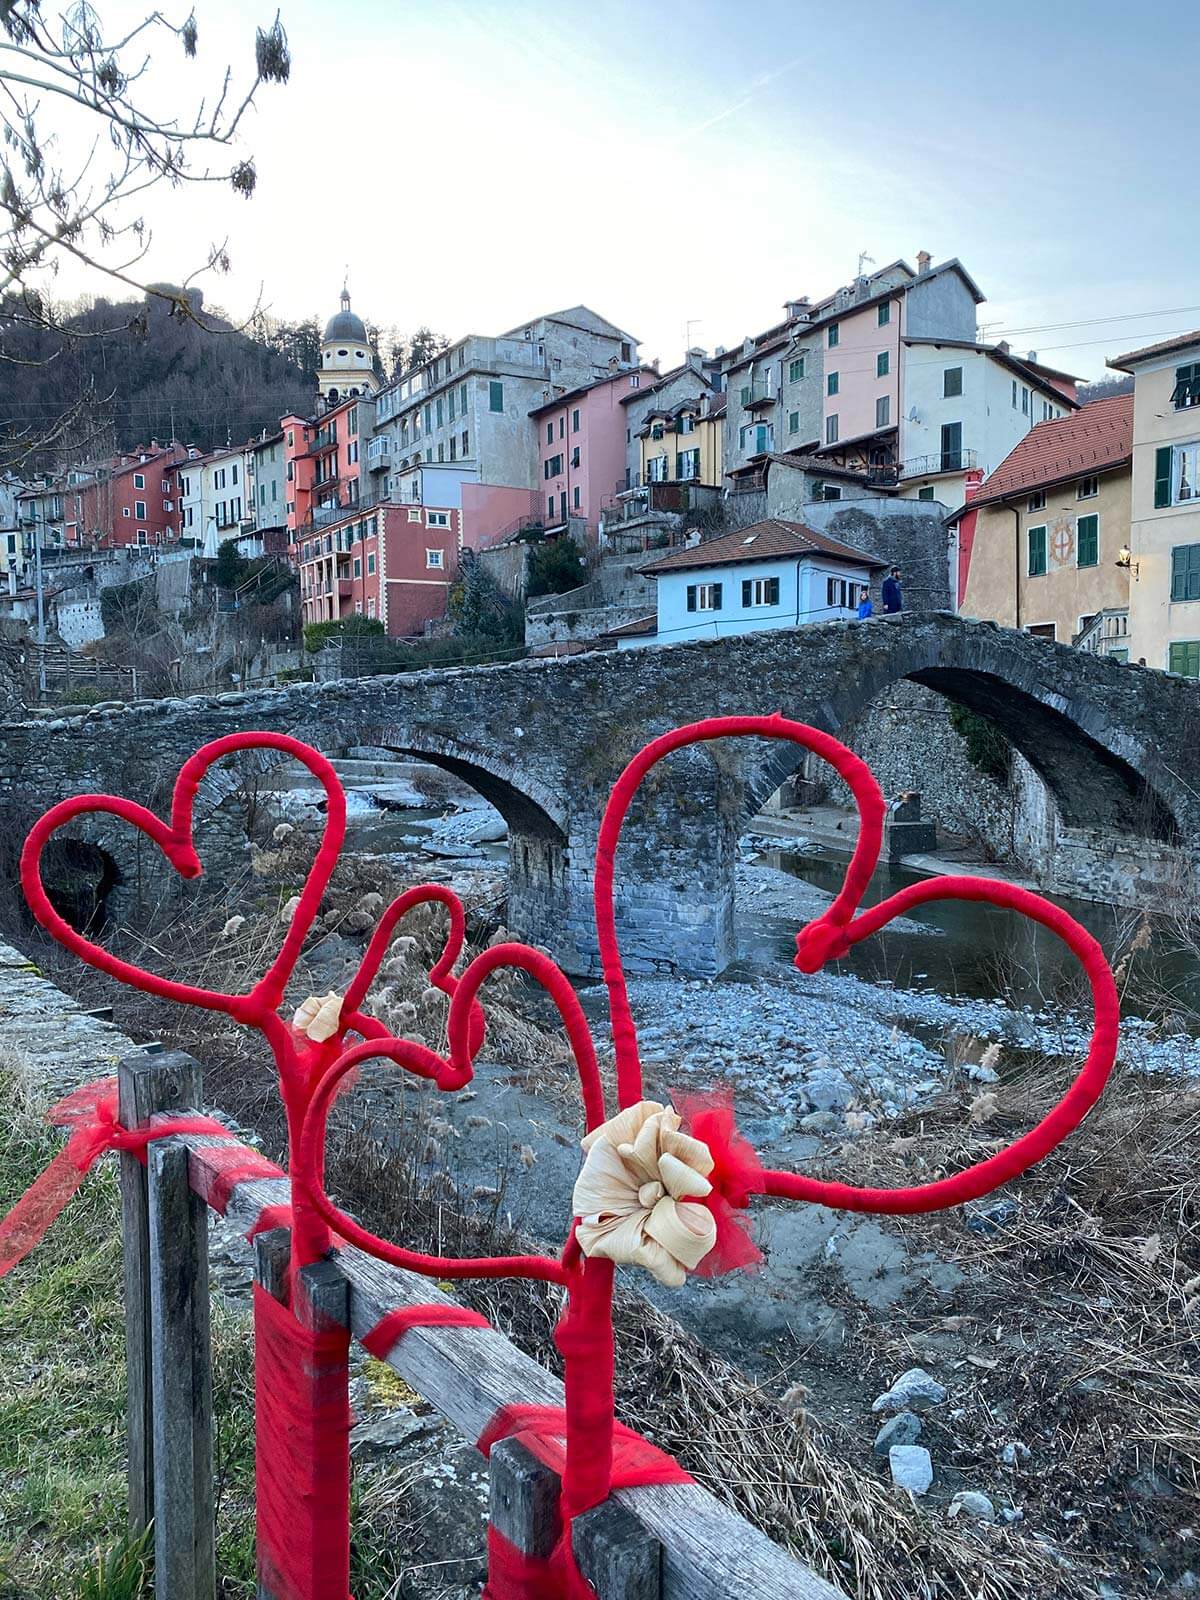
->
[116,1049,849,1600]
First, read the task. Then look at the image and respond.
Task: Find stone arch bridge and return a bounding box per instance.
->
[3,614,1197,976]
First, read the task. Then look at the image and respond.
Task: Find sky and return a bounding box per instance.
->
[41,0,1200,381]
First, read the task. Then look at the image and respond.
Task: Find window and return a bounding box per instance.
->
[676,448,700,480]
[367,598,375,619]
[548,495,555,516]
[816,481,842,501]
[122,506,130,518]
[918,485,936,501]
[738,423,773,454]
[742,576,780,607]
[571,447,580,468]
[462,431,469,455]
[287,430,294,448]
[621,341,632,363]
[1027,623,1056,641]
[426,548,445,569]
[1028,524,1047,576]
[940,421,962,471]
[788,411,800,435]
[789,357,806,382]
[1011,380,1018,409]
[134,473,145,489]
[1028,490,1046,512]
[367,552,376,575]
[572,485,581,510]
[678,413,694,434]
[1021,386,1030,415]
[876,396,890,428]
[828,324,840,348]
[878,302,891,327]
[686,582,723,612]
[1077,513,1099,567]
[161,479,170,493]
[943,366,963,398]
[408,508,422,523]
[546,423,554,444]
[1156,441,1200,506]
[827,372,839,397]
[1077,475,1099,499]
[423,404,432,432]
[825,415,839,445]
[1169,640,1200,676]
[426,510,449,527]
[647,454,670,483]
[1171,363,1200,410]
[434,398,443,428]
[825,576,863,611]
[544,454,563,479]
[489,381,504,413]
[437,444,444,462]
[572,408,580,432]
[134,500,146,519]
[739,385,751,406]
[353,557,361,577]
[1171,544,1200,601]
[876,351,889,378]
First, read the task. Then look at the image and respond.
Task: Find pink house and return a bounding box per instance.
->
[299,502,460,637]
[530,369,653,545]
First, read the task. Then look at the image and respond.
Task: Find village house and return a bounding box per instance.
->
[720,254,1074,509]
[298,501,460,635]
[1108,331,1200,675]
[529,367,657,544]
[607,518,885,649]
[58,443,185,550]
[953,395,1132,655]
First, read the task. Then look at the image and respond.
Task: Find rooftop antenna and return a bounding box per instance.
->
[857,251,876,278]
[684,318,700,350]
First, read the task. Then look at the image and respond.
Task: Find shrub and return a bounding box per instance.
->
[948,702,1012,783]
[526,535,586,599]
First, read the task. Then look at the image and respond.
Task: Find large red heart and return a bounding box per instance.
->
[591,712,1120,1218]
[20,731,346,1022]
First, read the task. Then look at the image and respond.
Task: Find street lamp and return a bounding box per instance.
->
[1115,545,1140,580]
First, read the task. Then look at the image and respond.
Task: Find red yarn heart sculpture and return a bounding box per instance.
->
[9,716,1120,1599]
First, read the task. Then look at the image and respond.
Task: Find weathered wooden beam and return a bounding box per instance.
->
[117,1050,202,1541]
[574,1498,663,1600]
[147,1137,216,1600]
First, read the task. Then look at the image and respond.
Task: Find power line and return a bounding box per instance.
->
[986,303,1200,338]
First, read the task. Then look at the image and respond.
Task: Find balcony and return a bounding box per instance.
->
[1075,607,1130,656]
[307,431,338,457]
[737,383,775,411]
[366,443,391,472]
[900,448,979,479]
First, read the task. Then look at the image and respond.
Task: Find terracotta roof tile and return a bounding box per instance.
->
[1109,329,1200,370]
[971,395,1133,507]
[640,518,886,575]
[600,613,657,639]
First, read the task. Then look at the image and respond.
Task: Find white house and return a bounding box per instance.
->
[896,340,1077,505]
[609,519,886,649]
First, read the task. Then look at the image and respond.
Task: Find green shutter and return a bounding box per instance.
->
[1172,544,1200,601]
[711,583,722,610]
[686,585,696,612]
[1169,641,1200,677]
[1028,524,1047,576]
[789,411,799,434]
[768,577,780,605]
[1155,446,1174,507]
[1076,514,1099,567]
[741,579,751,606]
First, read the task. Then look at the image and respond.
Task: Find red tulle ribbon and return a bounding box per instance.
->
[0,1077,233,1280]
[676,1089,764,1276]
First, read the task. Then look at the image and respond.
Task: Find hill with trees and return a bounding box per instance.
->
[1,289,316,470]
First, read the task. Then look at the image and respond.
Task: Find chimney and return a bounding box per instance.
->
[997,340,1011,354]
[1026,351,1038,363]
[784,297,811,320]
[742,336,755,358]
[917,250,932,274]
[686,347,706,373]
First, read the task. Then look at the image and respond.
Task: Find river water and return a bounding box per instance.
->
[750,843,1200,1024]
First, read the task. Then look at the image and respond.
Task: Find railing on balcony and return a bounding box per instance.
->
[599,483,696,525]
[366,443,391,471]
[899,448,979,478]
[1075,607,1130,655]
[738,383,775,411]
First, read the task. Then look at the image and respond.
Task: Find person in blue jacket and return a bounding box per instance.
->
[856,591,873,619]
[881,567,902,613]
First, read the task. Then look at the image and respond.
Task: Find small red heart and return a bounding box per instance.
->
[20,731,346,1022]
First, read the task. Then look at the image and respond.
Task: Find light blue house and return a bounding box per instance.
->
[607,518,886,649]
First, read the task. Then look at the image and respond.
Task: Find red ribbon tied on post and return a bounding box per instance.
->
[2,714,1120,1600]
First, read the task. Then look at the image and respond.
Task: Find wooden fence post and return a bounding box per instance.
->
[147,1135,215,1598]
[117,1049,203,1539]
[573,1500,662,1599]
[253,1229,351,1600]
[489,1436,561,1565]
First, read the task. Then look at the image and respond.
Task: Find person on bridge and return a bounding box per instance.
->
[856,591,874,619]
[881,567,903,613]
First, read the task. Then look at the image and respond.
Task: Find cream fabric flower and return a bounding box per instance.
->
[572,1100,717,1287]
[292,990,343,1043]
